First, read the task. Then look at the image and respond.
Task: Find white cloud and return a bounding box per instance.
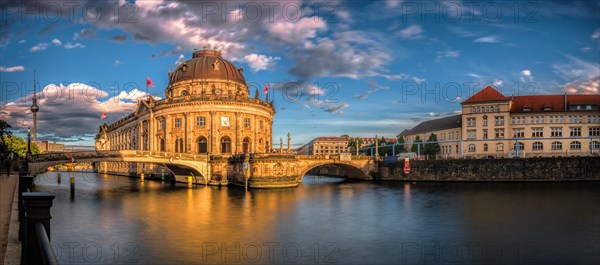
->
[0,82,162,143]
[592,29,600,39]
[491,79,503,87]
[467,73,484,79]
[397,25,423,40]
[18,40,26,44]
[64,42,85,49]
[553,55,599,94]
[436,50,460,61]
[520,69,534,82]
[0,66,25,72]
[52,38,62,46]
[174,54,185,66]
[30,43,48,52]
[385,0,404,8]
[243,53,280,72]
[474,36,499,43]
[412,77,426,84]
[113,59,121,66]
[306,85,325,96]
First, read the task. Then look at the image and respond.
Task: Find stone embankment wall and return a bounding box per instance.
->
[378,157,600,181]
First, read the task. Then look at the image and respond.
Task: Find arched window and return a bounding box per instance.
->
[220,136,231,154]
[570,141,581,150]
[482,115,488,126]
[532,142,543,150]
[483,143,488,152]
[159,138,165,152]
[242,137,251,153]
[496,143,504,151]
[266,140,270,152]
[468,144,475,152]
[551,142,562,150]
[514,142,524,151]
[592,141,600,150]
[175,138,184,153]
[197,137,208,153]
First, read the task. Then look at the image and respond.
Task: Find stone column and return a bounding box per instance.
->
[165,115,172,153]
[209,111,214,154]
[235,112,240,154]
[184,113,188,153]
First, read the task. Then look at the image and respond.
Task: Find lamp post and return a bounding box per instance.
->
[27,127,32,155]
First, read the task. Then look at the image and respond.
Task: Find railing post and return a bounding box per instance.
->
[18,176,34,241]
[21,192,55,265]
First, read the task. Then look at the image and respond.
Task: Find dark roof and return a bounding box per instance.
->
[400,115,462,136]
[462,86,510,104]
[169,50,246,85]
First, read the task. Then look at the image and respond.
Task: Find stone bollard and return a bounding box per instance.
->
[187,176,192,188]
[21,192,56,265]
[57,173,61,184]
[140,173,145,182]
[70,176,75,198]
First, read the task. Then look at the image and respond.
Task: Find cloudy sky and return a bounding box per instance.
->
[0,0,599,147]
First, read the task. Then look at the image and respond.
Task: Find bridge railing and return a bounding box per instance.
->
[19,176,59,265]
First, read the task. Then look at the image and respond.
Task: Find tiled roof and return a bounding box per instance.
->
[313,136,349,142]
[400,115,462,136]
[510,94,600,113]
[461,86,510,104]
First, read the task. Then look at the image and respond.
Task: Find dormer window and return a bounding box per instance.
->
[523,106,531,112]
[180,63,189,73]
[544,105,552,111]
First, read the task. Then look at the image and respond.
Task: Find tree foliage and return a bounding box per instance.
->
[0,120,13,157]
[410,135,423,154]
[424,133,441,156]
[1,135,43,157]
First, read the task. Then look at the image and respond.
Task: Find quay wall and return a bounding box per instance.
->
[378,157,600,181]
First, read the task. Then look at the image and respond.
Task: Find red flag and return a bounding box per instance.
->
[101,112,107,119]
[146,76,154,88]
[263,85,268,94]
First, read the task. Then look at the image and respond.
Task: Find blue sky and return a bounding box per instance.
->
[1,0,599,147]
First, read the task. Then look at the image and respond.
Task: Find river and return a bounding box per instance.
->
[32,171,599,264]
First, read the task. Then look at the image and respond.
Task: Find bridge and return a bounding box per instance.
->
[28,151,377,188]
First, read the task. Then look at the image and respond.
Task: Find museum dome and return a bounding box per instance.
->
[169,49,246,85]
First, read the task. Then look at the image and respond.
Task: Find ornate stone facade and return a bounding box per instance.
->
[96,49,275,156]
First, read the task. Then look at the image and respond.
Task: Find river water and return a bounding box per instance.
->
[32,171,599,265]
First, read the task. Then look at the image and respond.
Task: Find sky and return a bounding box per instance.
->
[0,0,599,148]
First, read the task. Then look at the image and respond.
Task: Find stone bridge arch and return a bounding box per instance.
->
[297,161,373,182]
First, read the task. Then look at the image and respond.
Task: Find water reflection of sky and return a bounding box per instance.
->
[33,172,600,265]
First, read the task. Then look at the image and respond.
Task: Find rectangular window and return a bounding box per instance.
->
[160,120,165,131]
[196,116,206,127]
[495,116,504,126]
[559,116,563,123]
[550,116,554,123]
[467,130,477,140]
[589,127,600,137]
[531,128,543,138]
[483,117,488,126]
[511,117,515,124]
[467,118,476,127]
[483,129,488,139]
[259,120,263,129]
[244,118,251,128]
[495,128,504,138]
[175,118,182,128]
[551,127,563,137]
[513,128,524,138]
[570,127,581,137]
[568,116,572,123]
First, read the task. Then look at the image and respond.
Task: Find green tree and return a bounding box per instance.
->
[340,134,350,138]
[395,136,406,153]
[411,135,423,154]
[347,137,364,154]
[1,135,42,158]
[424,133,441,157]
[0,120,13,157]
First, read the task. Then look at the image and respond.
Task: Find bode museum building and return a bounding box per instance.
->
[95,49,276,179]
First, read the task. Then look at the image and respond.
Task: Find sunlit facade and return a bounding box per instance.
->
[96,49,275,155]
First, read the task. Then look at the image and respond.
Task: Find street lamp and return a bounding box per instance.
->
[27,127,32,155]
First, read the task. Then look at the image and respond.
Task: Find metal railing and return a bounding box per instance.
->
[19,176,59,265]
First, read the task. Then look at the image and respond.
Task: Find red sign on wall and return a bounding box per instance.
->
[403,158,410,174]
